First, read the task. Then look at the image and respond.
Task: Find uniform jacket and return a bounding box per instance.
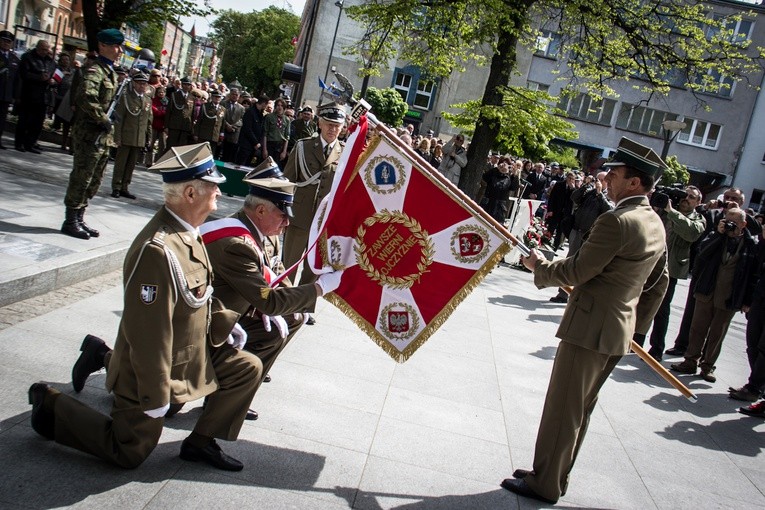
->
[72,58,117,135]
[220,99,245,143]
[165,89,194,132]
[194,101,225,143]
[105,207,239,411]
[0,48,20,103]
[204,210,318,317]
[284,135,343,230]
[661,208,706,279]
[113,85,152,147]
[533,196,669,356]
[263,112,290,143]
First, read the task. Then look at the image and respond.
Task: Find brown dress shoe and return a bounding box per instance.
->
[729,386,761,402]
[670,360,697,374]
[500,478,558,504]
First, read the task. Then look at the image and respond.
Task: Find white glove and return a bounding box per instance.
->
[261,314,289,339]
[144,403,170,418]
[226,322,247,350]
[317,270,344,295]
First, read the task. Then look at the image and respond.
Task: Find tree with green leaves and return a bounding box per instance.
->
[346,0,763,199]
[82,0,212,52]
[661,155,691,186]
[210,7,300,97]
[362,87,409,127]
[138,21,165,56]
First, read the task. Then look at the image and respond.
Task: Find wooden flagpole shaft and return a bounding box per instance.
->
[367,116,694,400]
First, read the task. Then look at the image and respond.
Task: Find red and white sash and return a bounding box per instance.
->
[200,218,277,285]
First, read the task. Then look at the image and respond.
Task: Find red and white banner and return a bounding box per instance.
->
[308,117,510,362]
[52,68,64,83]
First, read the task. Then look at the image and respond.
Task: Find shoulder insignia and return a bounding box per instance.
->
[85,67,98,74]
[140,284,158,305]
[151,227,168,246]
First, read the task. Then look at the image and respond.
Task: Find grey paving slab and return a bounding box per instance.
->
[1,154,764,510]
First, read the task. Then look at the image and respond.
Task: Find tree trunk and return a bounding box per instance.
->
[458,11,526,200]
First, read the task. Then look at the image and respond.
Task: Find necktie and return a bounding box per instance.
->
[324,143,331,159]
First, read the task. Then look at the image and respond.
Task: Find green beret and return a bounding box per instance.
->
[97,28,124,45]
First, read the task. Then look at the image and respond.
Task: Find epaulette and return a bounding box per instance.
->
[85,67,98,74]
[151,226,169,247]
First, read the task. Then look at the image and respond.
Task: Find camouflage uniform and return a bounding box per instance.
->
[64,58,117,208]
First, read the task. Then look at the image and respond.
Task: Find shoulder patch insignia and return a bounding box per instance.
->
[140,284,158,304]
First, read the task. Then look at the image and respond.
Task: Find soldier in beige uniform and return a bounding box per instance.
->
[110,71,152,199]
[198,157,342,419]
[283,102,345,287]
[164,76,194,151]
[28,143,262,472]
[503,138,669,504]
[193,89,225,147]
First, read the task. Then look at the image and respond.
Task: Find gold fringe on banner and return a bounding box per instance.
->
[324,242,511,363]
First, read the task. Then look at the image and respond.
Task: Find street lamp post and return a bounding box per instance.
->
[661,119,687,160]
[318,0,344,106]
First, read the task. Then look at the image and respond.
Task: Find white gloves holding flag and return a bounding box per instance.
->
[316,269,344,296]
[261,314,289,339]
[226,322,248,350]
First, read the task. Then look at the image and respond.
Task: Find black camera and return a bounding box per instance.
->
[723,220,737,232]
[650,185,687,209]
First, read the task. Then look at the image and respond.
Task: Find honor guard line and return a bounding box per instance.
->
[351,102,696,402]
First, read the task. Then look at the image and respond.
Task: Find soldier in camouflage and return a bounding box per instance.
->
[61,28,124,240]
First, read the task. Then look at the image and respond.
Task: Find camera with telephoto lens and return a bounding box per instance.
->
[722,220,737,233]
[650,184,687,209]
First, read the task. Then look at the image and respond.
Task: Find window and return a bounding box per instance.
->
[413,80,434,109]
[707,14,754,44]
[557,93,616,126]
[676,118,722,150]
[692,68,735,98]
[535,30,561,59]
[394,72,412,102]
[526,81,550,93]
[0,0,6,24]
[750,189,764,213]
[615,103,679,137]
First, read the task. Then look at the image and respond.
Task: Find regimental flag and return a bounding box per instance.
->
[307,115,510,362]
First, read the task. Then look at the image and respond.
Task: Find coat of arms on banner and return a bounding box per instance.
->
[308,119,509,362]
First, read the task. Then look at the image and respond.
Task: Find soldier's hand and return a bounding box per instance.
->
[521,249,543,272]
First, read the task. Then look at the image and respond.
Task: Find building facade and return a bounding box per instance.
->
[296,0,765,201]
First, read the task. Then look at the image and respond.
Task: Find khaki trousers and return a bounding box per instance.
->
[684,297,736,371]
[52,344,261,468]
[524,341,621,501]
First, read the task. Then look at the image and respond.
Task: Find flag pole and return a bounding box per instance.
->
[362,112,695,401]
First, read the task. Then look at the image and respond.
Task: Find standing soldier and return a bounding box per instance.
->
[194,89,225,148]
[164,76,194,152]
[61,28,124,240]
[282,102,345,286]
[110,71,152,200]
[0,30,21,150]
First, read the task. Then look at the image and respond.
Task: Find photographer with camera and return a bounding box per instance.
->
[670,207,758,383]
[633,186,705,360]
[666,187,762,357]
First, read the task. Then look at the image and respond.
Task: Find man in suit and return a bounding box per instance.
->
[164,76,194,151]
[522,162,549,199]
[220,88,245,162]
[110,71,152,199]
[283,102,345,286]
[0,30,21,150]
[199,157,342,418]
[15,39,54,153]
[28,143,261,471]
[235,95,268,166]
[503,138,669,504]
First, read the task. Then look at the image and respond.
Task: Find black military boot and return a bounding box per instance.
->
[77,207,100,237]
[72,335,111,392]
[61,208,90,240]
